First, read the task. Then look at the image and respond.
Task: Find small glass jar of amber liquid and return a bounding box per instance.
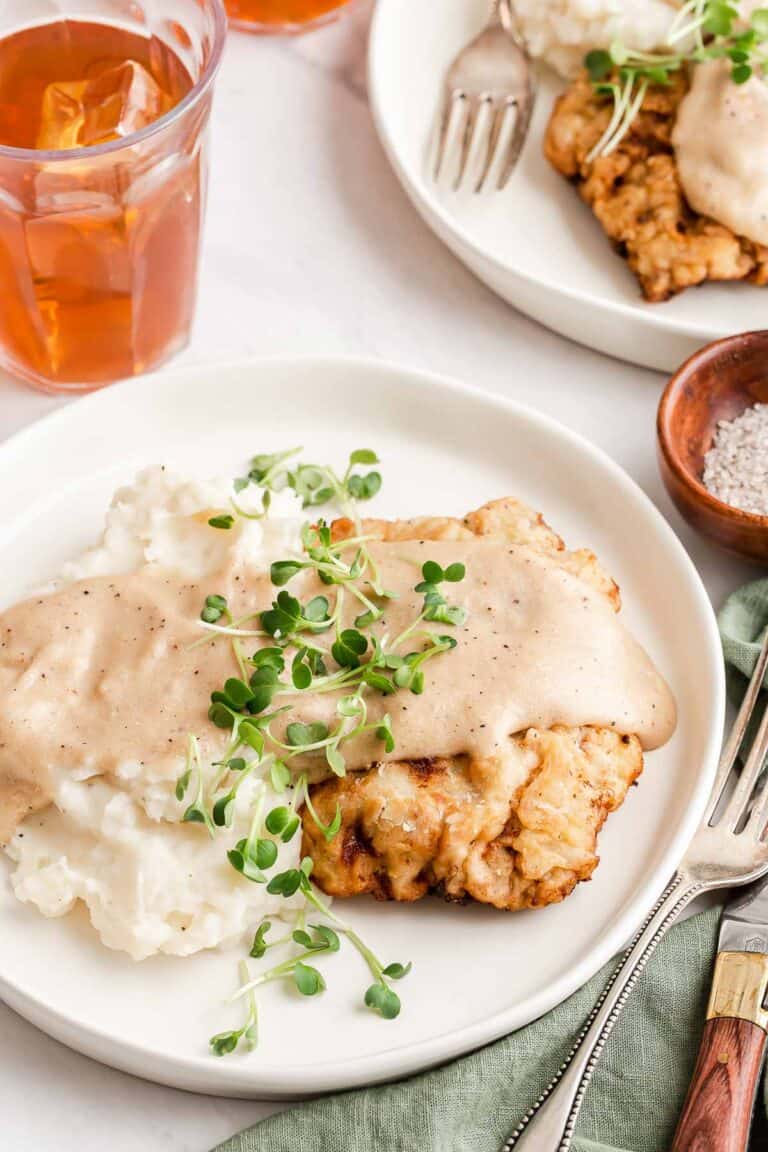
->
[0,1,226,393]
[225,0,354,34]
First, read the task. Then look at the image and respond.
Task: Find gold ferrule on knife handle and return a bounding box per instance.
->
[706,951,768,1030]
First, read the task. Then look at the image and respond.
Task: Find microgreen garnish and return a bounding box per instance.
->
[266,855,313,897]
[216,916,347,1053]
[286,721,330,747]
[249,856,412,1023]
[180,735,216,837]
[175,768,191,802]
[202,547,466,781]
[208,514,235,531]
[215,856,411,1052]
[585,3,768,160]
[293,924,341,952]
[270,688,394,778]
[201,594,229,625]
[415,560,468,628]
[249,920,272,958]
[210,963,258,1056]
[226,784,281,883]
[270,759,291,792]
[261,590,333,641]
[289,450,382,515]
[188,447,456,1053]
[294,961,326,996]
[332,628,368,669]
[229,447,382,534]
[265,805,301,842]
[301,787,343,842]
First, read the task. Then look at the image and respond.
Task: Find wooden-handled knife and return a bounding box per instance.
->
[673,880,768,1151]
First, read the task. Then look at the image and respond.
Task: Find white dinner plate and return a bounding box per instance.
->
[0,357,722,1098]
[368,0,768,373]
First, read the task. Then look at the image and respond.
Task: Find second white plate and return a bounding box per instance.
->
[368,0,768,372]
[0,357,722,1097]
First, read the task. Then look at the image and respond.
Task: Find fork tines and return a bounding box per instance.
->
[434,92,526,193]
[705,627,768,838]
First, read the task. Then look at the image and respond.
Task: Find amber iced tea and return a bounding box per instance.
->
[0,8,224,391]
[225,0,352,32]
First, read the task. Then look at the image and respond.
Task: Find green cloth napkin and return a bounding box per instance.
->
[720,578,768,718]
[216,580,768,1152]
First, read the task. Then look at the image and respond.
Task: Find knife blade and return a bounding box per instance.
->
[672,879,768,1152]
[719,878,768,955]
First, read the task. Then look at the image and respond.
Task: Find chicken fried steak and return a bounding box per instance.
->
[544,70,768,302]
[300,499,669,913]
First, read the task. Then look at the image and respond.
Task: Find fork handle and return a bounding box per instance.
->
[495,0,521,38]
[503,872,701,1152]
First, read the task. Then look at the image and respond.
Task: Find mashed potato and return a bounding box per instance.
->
[5,468,307,961]
[516,0,683,78]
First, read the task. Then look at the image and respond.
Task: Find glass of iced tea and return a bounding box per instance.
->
[0,1,226,393]
[225,0,354,35]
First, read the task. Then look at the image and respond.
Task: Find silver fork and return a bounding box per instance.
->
[433,0,535,192]
[504,627,768,1151]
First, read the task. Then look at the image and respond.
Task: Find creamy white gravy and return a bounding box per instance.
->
[0,539,676,844]
[673,59,768,246]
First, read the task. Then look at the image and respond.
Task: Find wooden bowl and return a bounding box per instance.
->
[657,330,768,564]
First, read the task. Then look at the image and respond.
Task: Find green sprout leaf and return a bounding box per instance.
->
[286,721,329,748]
[240,720,266,752]
[421,560,444,585]
[325,743,346,777]
[294,961,326,997]
[375,716,395,754]
[311,924,341,952]
[208,514,235,531]
[732,62,753,83]
[255,838,278,870]
[752,7,768,37]
[271,560,304,586]
[585,48,613,81]
[183,802,210,827]
[252,647,285,673]
[270,760,291,792]
[347,472,382,501]
[227,841,268,884]
[250,921,272,958]
[348,449,379,466]
[302,787,343,840]
[331,628,368,670]
[175,768,191,801]
[210,1031,240,1056]
[201,593,228,624]
[443,562,466,583]
[212,790,236,828]
[304,596,330,623]
[361,666,396,694]
[364,984,401,1020]
[224,677,255,710]
[265,806,301,842]
[382,962,412,980]
[291,658,312,691]
[261,591,302,639]
[266,868,303,897]
[425,603,468,627]
[608,38,627,66]
[704,1,738,36]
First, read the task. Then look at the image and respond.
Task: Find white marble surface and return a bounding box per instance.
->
[0,5,762,1149]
